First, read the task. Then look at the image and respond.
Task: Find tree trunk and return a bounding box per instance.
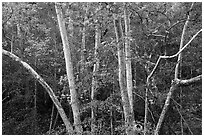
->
[144,65,150,134]
[2,49,74,133]
[154,81,178,135]
[17,24,24,58]
[55,3,83,134]
[113,15,135,135]
[49,34,58,134]
[49,104,55,134]
[91,24,101,134]
[81,3,89,74]
[124,3,134,119]
[34,57,38,134]
[11,35,14,53]
[81,26,86,73]
[154,3,194,134]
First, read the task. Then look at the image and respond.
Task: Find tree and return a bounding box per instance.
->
[154,3,202,134]
[2,49,74,133]
[2,2,202,135]
[124,3,134,119]
[113,14,135,134]
[55,3,83,134]
[91,24,101,133]
[80,3,89,74]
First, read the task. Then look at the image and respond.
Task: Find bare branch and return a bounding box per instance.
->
[166,19,186,32]
[147,56,162,81]
[2,49,74,133]
[177,75,202,85]
[2,96,9,102]
[175,2,194,79]
[154,3,199,135]
[161,29,202,59]
[147,28,201,82]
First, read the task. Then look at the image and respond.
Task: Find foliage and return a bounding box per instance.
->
[2,2,202,135]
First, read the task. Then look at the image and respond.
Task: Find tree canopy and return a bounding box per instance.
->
[2,2,202,135]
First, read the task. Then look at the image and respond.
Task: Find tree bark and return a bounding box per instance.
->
[91,24,101,134]
[81,26,86,73]
[81,3,89,74]
[113,15,135,135]
[124,3,134,117]
[154,3,194,135]
[55,3,83,134]
[154,81,178,135]
[2,49,74,133]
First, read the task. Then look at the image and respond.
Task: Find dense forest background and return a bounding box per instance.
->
[2,2,202,135]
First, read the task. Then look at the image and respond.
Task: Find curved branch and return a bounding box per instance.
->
[147,28,201,82]
[177,75,202,85]
[161,29,202,59]
[2,49,74,133]
[174,2,194,79]
[154,3,198,134]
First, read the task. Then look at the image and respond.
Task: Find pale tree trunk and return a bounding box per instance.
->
[154,3,194,135]
[124,3,134,120]
[49,34,58,134]
[81,27,86,73]
[144,65,150,134]
[11,35,14,53]
[17,24,25,58]
[81,3,89,74]
[142,27,201,135]
[143,27,202,135]
[55,3,83,134]
[91,24,101,134]
[113,15,135,135]
[49,104,55,134]
[34,57,38,134]
[2,49,74,133]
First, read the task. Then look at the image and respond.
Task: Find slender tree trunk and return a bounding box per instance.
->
[113,15,134,135]
[144,64,150,135]
[110,94,114,135]
[154,3,194,135]
[53,99,62,129]
[81,3,89,74]
[81,26,86,73]
[11,35,14,53]
[49,35,58,134]
[55,3,83,134]
[154,82,178,135]
[34,57,38,134]
[49,104,55,134]
[124,3,134,120]
[2,49,74,133]
[91,24,101,134]
[25,76,30,107]
[17,24,24,58]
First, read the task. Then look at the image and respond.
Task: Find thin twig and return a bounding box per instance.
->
[173,100,193,135]
[133,92,155,123]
